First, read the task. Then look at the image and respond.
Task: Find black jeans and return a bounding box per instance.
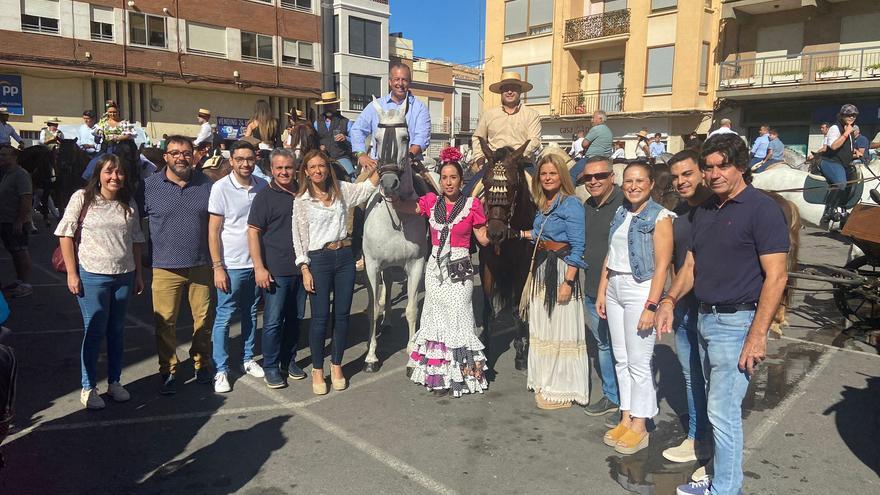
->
[308,246,356,369]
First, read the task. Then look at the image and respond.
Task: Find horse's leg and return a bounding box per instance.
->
[479,257,494,370]
[381,269,393,330]
[513,314,528,371]
[363,262,382,372]
[403,257,425,358]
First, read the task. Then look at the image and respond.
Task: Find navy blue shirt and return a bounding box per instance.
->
[690,186,789,305]
[672,200,694,273]
[247,182,299,277]
[143,168,213,269]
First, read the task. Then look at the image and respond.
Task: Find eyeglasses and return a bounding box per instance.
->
[581,172,612,182]
[233,157,256,164]
[165,151,194,159]
[842,113,857,117]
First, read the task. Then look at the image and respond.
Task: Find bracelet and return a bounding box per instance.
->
[211,261,224,268]
[659,298,676,308]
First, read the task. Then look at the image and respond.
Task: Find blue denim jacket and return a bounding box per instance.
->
[608,198,664,282]
[532,195,587,269]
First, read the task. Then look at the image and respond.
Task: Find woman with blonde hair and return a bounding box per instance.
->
[244,99,280,150]
[518,152,588,410]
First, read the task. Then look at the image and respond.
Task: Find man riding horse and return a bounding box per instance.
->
[466,71,542,195]
[350,62,431,200]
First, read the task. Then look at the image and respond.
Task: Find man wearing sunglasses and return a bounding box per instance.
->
[144,136,217,395]
[578,156,623,420]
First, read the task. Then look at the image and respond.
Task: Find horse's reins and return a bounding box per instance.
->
[766,172,880,194]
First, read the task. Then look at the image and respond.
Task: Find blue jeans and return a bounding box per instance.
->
[262,274,307,370]
[674,295,708,441]
[584,294,619,405]
[308,246,356,369]
[819,158,847,190]
[336,157,356,180]
[212,268,259,373]
[77,269,135,389]
[748,156,765,168]
[699,309,755,495]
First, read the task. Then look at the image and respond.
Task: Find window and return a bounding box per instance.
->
[186,23,226,57]
[651,0,677,12]
[504,0,553,40]
[699,42,710,91]
[90,6,114,41]
[349,74,381,111]
[241,32,273,63]
[282,40,314,67]
[646,46,675,94]
[129,12,166,48]
[504,63,550,104]
[349,17,381,58]
[21,0,59,34]
[281,0,311,11]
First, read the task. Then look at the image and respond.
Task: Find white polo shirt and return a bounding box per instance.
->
[208,173,268,269]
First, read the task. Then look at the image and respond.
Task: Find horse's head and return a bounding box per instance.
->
[372,97,411,198]
[477,137,531,245]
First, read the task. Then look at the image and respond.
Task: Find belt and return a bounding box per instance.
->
[536,240,570,252]
[698,302,757,314]
[322,239,352,251]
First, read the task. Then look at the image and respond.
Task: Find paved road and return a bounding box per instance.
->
[0,223,878,494]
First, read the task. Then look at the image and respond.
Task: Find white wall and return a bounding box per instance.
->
[333,1,390,118]
[0,0,21,31]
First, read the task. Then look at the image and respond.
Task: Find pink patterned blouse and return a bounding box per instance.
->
[417,193,486,249]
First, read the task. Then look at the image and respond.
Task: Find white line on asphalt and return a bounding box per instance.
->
[777,334,880,359]
[239,371,457,495]
[743,344,838,458]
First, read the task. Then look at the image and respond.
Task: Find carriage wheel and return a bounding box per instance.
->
[833,256,880,328]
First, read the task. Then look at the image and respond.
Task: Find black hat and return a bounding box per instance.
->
[83,110,97,119]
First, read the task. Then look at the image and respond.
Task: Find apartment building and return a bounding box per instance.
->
[715,0,880,154]
[483,0,720,154]
[389,33,483,155]
[0,0,323,141]
[325,0,390,119]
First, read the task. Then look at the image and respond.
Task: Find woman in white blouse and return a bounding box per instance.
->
[56,154,145,410]
[292,150,378,395]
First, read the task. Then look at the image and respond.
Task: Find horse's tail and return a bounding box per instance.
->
[762,191,801,335]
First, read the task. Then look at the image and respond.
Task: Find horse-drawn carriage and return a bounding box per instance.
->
[788,203,880,332]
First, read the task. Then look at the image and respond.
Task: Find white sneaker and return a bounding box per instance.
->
[107,382,131,402]
[243,360,265,378]
[663,438,697,463]
[214,372,231,393]
[80,388,105,410]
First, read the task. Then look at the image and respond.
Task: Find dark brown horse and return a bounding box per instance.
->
[56,139,89,209]
[475,137,537,371]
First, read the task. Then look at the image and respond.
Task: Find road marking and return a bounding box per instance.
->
[239,370,457,495]
[777,334,879,358]
[743,344,838,458]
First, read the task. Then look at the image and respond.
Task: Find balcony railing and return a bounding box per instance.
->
[719,46,880,90]
[560,89,625,116]
[564,9,630,44]
[453,117,480,134]
[431,118,451,135]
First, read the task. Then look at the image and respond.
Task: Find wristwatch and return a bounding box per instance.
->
[564,279,577,289]
[644,301,658,312]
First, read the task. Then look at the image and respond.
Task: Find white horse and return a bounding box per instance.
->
[361,98,429,372]
[752,161,880,227]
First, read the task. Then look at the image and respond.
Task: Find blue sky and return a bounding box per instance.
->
[389,0,486,66]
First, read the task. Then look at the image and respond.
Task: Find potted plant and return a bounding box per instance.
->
[769,70,803,84]
[866,63,880,77]
[721,75,755,88]
[816,65,854,80]
[575,93,586,114]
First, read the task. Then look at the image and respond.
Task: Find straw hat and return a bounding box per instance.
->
[0,107,9,116]
[315,91,342,106]
[489,71,533,94]
[46,117,61,125]
[286,108,305,120]
[637,129,649,138]
[198,108,211,117]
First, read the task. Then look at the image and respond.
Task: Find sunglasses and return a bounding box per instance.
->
[577,171,612,185]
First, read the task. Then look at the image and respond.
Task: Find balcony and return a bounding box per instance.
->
[453,117,480,134]
[563,9,630,50]
[432,118,451,135]
[721,0,818,19]
[560,89,625,116]
[718,46,880,96]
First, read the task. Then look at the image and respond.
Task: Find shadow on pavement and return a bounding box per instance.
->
[822,373,880,478]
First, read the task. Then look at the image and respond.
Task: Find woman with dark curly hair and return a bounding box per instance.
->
[392,147,491,397]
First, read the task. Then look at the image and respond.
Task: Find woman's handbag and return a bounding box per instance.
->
[51,205,88,273]
[518,217,549,321]
[447,255,475,284]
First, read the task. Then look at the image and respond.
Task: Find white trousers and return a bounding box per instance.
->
[605,271,658,418]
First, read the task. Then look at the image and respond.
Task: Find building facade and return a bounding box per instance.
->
[0,0,324,142]
[325,0,389,120]
[484,0,720,154]
[715,0,880,154]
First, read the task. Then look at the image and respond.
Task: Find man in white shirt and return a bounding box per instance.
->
[194,108,213,150]
[208,139,268,393]
[570,130,585,159]
[0,108,24,148]
[707,118,738,139]
[77,110,99,156]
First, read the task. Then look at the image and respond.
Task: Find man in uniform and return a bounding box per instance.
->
[314,92,355,177]
[0,108,24,148]
[194,108,213,162]
[468,71,541,182]
[39,118,64,149]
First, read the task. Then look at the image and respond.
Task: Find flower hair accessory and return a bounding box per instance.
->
[439,147,463,164]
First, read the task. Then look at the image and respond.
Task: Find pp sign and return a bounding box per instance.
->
[0,75,23,116]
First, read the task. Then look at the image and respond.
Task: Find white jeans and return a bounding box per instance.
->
[605,271,658,418]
